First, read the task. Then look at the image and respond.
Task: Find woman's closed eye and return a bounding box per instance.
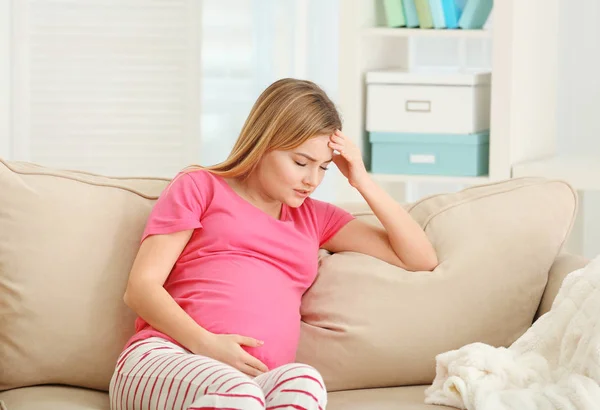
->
[295,161,329,171]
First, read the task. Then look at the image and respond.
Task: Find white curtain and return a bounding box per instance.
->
[201,0,340,200]
[7,0,203,177]
[2,0,340,200]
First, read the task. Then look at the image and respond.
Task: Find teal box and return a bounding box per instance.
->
[369,131,489,176]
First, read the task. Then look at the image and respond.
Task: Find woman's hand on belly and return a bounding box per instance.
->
[195,332,269,377]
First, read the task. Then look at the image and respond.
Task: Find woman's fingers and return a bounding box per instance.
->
[239,362,265,377]
[236,335,264,347]
[242,352,269,373]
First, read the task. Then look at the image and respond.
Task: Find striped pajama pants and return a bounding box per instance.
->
[109,337,327,410]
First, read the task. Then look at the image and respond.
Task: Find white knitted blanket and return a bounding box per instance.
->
[424,255,600,410]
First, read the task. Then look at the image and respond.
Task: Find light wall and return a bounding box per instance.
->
[558,0,600,258]
[0,0,9,159]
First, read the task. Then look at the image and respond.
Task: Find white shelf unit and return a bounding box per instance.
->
[362,27,492,39]
[335,0,560,202]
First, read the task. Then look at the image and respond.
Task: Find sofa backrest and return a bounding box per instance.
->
[297,177,578,391]
[0,159,169,391]
[0,159,578,393]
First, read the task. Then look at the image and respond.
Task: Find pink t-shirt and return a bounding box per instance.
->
[124,169,354,370]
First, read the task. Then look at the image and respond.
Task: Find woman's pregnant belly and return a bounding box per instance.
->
[168,260,305,370]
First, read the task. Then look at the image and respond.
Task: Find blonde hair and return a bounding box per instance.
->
[186,78,341,179]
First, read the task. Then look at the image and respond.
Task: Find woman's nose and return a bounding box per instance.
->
[303,169,319,187]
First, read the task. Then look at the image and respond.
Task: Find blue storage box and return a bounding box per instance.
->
[370,131,489,176]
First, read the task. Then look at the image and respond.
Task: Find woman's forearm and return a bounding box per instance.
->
[356,177,438,271]
[124,283,211,353]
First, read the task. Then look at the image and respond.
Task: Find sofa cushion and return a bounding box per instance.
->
[328,385,453,410]
[0,159,169,391]
[0,386,109,410]
[297,178,577,391]
[536,252,590,319]
[0,385,447,410]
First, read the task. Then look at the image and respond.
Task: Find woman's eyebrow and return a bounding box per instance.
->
[295,152,333,163]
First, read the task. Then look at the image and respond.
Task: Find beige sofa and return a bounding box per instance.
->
[0,158,589,410]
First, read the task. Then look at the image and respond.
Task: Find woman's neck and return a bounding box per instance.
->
[229,176,282,219]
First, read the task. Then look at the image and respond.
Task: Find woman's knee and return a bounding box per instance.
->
[267,364,327,404]
[293,365,327,399]
[286,364,325,387]
[189,376,266,410]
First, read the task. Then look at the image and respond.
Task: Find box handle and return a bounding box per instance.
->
[409,154,436,164]
[405,100,431,113]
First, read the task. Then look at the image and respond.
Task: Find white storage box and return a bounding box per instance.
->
[366,69,491,134]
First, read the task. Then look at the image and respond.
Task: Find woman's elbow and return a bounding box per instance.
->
[420,253,439,271]
[407,254,438,272]
[123,287,134,307]
[123,278,161,307]
[423,258,438,272]
[123,281,141,308]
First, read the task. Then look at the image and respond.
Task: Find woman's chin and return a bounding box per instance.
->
[285,196,307,208]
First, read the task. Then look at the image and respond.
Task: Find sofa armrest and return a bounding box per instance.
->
[535,252,590,320]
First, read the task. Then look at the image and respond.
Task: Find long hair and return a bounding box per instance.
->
[187,78,342,179]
